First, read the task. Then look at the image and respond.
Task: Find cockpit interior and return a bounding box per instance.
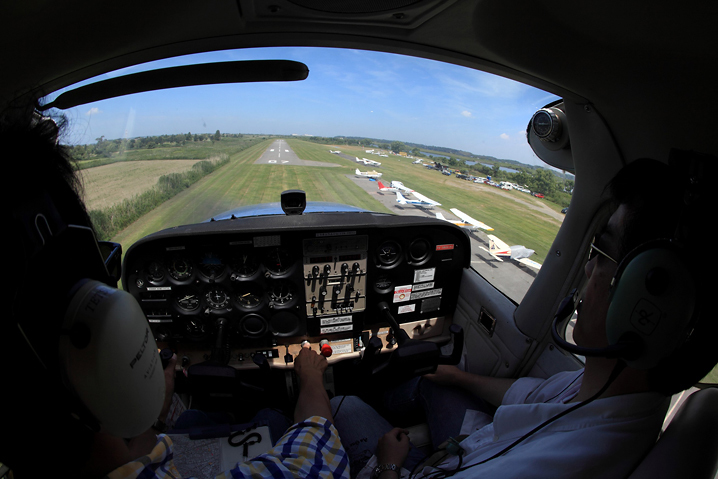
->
[3,1,718,477]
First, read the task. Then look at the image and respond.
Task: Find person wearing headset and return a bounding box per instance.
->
[1,107,348,479]
[330,156,718,479]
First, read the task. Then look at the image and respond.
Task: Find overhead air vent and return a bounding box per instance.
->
[241,0,457,28]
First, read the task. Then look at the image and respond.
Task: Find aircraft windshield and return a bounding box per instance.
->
[47,47,566,303]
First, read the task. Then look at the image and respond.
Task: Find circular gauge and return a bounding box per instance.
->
[374,276,393,294]
[198,251,225,279]
[270,311,301,337]
[237,313,268,338]
[184,317,210,341]
[169,257,193,281]
[408,238,432,264]
[146,261,165,282]
[377,240,402,267]
[264,247,293,275]
[235,283,263,309]
[268,280,296,305]
[176,292,201,311]
[205,287,230,310]
[231,253,260,278]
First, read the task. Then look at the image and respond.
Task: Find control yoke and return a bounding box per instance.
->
[371,302,463,380]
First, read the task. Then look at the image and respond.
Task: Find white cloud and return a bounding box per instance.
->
[500,133,510,140]
[461,110,472,117]
[86,107,101,116]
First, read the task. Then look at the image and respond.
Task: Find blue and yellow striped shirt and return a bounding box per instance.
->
[108,416,349,479]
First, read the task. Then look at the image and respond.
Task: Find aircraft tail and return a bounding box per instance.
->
[396,191,408,204]
[487,234,511,257]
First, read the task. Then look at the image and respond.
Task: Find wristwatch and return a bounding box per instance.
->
[373,463,398,478]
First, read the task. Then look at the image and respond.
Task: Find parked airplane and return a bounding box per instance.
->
[329,150,341,154]
[481,234,542,271]
[355,168,382,178]
[396,191,441,208]
[434,208,494,231]
[377,181,399,192]
[413,159,423,164]
[362,158,382,166]
[389,181,413,193]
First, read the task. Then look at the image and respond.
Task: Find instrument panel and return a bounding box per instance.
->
[122,212,470,366]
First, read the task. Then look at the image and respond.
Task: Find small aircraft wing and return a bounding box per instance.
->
[395,191,409,204]
[487,234,512,257]
[390,181,413,193]
[450,208,494,231]
[412,191,441,206]
[517,257,542,271]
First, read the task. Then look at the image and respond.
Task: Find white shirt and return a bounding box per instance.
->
[360,370,669,479]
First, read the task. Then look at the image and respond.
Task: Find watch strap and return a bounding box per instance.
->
[373,463,398,478]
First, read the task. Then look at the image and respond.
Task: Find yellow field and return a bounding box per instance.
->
[79,160,201,210]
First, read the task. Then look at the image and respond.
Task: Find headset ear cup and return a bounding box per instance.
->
[59,280,165,438]
[606,242,695,369]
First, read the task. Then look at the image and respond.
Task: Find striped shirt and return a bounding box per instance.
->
[108,416,349,479]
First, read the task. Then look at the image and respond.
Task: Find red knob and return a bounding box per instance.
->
[320,343,333,357]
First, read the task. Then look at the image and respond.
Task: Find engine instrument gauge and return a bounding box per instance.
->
[235,284,263,309]
[269,280,296,305]
[377,240,402,267]
[176,293,201,311]
[184,317,210,341]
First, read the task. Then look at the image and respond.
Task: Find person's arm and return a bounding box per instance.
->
[293,347,333,423]
[375,428,411,478]
[424,364,517,407]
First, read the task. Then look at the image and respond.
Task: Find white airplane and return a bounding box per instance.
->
[449,208,494,231]
[389,181,413,193]
[362,158,382,166]
[481,234,542,271]
[412,159,423,164]
[329,150,341,154]
[377,181,399,192]
[435,209,494,232]
[355,168,382,178]
[396,191,441,208]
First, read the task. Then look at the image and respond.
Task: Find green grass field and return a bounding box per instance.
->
[106,138,561,264]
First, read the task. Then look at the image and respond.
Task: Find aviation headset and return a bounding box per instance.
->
[552,160,700,370]
[9,117,164,439]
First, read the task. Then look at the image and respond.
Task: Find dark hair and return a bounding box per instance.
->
[2,106,96,475]
[608,157,718,395]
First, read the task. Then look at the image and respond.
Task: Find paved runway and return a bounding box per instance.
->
[254,139,341,167]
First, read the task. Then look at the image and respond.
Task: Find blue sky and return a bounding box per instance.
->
[56,47,559,166]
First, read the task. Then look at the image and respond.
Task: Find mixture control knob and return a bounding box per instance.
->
[319,339,333,357]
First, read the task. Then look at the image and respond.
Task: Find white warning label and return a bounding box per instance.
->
[398,304,416,314]
[413,268,435,283]
[412,282,434,292]
[393,285,413,303]
[320,324,353,334]
[410,288,442,300]
[320,315,353,326]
